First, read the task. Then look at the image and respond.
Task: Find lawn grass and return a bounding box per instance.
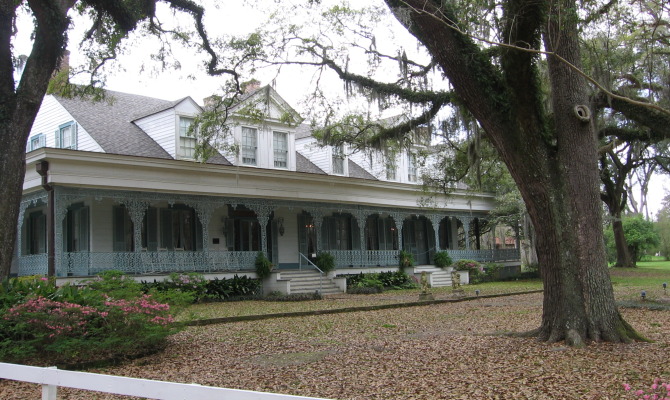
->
[178,262,669,321]
[610,260,670,301]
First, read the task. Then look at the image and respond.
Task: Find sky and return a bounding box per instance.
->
[12,1,670,216]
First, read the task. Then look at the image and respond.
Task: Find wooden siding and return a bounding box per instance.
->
[135,108,177,158]
[28,96,103,153]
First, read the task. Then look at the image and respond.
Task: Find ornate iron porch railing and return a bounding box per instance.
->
[17,248,520,277]
[54,251,257,277]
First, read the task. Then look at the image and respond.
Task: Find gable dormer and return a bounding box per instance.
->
[25,95,103,154]
[226,85,302,171]
[133,97,202,161]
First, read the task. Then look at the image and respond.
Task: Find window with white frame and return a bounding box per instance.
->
[241,127,257,165]
[178,117,196,159]
[332,144,344,175]
[408,153,417,182]
[28,133,46,152]
[386,161,397,181]
[56,122,77,149]
[273,131,288,168]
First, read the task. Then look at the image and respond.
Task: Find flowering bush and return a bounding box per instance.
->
[623,378,670,400]
[0,294,178,365]
[453,259,484,272]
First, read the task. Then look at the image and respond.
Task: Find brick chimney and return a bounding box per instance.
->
[241,79,261,94]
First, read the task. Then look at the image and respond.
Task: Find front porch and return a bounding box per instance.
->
[15,187,520,278]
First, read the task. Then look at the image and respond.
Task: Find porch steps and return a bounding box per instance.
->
[280,270,343,295]
[414,265,454,288]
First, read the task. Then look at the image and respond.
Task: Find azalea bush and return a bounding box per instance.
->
[453,259,485,283]
[0,272,180,365]
[0,294,177,365]
[623,378,670,400]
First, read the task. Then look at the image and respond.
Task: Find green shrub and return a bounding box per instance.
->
[377,270,417,289]
[315,251,336,273]
[205,275,261,300]
[255,252,273,279]
[85,270,143,300]
[453,259,484,283]
[0,295,178,365]
[433,251,453,269]
[398,250,414,268]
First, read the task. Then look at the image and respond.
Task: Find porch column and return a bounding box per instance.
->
[54,188,70,277]
[428,214,442,252]
[194,202,217,252]
[305,208,325,252]
[354,209,367,267]
[123,199,149,253]
[246,203,273,255]
[463,218,472,250]
[389,212,406,252]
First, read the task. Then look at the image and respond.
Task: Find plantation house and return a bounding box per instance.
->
[14,85,519,293]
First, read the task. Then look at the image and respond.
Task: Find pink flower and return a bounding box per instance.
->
[637,390,646,396]
[624,384,632,391]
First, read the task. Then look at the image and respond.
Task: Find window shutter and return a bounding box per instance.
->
[71,124,78,150]
[160,209,172,250]
[113,207,126,252]
[55,130,61,149]
[224,219,234,251]
[39,134,46,149]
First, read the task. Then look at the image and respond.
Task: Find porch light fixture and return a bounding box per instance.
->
[277,217,285,236]
[641,290,646,300]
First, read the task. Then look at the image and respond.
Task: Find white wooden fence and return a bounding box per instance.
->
[0,362,332,400]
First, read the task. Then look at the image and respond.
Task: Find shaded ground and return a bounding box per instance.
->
[1,291,669,399]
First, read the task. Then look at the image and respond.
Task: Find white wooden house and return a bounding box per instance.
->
[14,85,519,291]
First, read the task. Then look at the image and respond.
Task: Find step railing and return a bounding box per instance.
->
[298,253,324,294]
[0,362,332,400]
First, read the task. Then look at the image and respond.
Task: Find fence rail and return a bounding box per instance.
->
[0,362,332,400]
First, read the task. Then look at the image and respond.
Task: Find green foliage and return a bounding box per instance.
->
[433,251,453,269]
[0,273,178,365]
[342,270,417,292]
[398,250,414,268]
[315,251,336,273]
[0,295,177,365]
[656,195,670,260]
[204,275,261,300]
[141,274,261,303]
[255,252,274,280]
[605,215,660,263]
[85,270,143,300]
[453,259,485,283]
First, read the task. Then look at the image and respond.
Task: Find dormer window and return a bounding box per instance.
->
[332,144,345,175]
[408,153,417,182]
[178,117,196,159]
[56,122,77,150]
[273,131,288,168]
[242,127,258,165]
[28,133,46,152]
[386,162,397,181]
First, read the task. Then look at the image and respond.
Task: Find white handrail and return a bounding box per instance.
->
[0,362,332,400]
[298,253,323,293]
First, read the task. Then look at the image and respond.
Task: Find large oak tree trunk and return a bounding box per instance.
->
[0,1,71,278]
[389,0,642,345]
[612,219,636,268]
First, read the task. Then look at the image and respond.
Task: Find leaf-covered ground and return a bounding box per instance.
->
[2,291,669,399]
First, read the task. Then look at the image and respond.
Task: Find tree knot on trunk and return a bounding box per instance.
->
[574,105,592,122]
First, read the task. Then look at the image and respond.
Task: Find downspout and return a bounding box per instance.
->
[36,161,55,277]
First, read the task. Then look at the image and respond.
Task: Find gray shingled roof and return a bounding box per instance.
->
[348,159,378,180]
[56,90,231,165]
[296,152,326,174]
